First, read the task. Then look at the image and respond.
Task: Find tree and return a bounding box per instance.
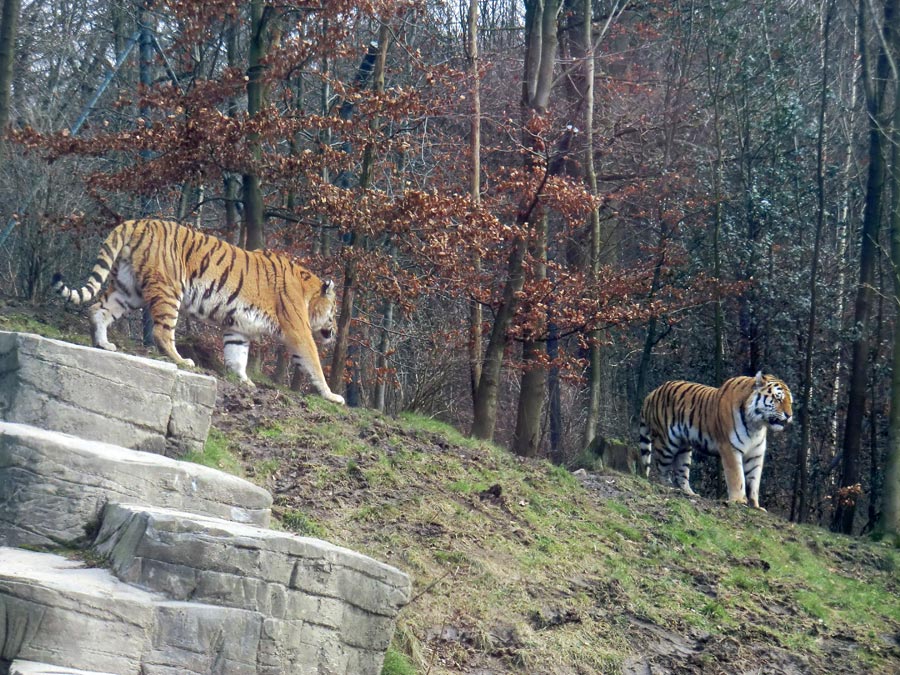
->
[834,0,897,535]
[242,0,268,251]
[472,0,560,446]
[0,0,20,132]
[467,0,483,407]
[880,0,900,544]
[327,22,391,400]
[793,0,835,524]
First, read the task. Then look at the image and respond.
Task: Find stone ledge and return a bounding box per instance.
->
[0,422,272,548]
[0,547,397,675]
[9,661,121,675]
[0,331,215,456]
[95,503,411,651]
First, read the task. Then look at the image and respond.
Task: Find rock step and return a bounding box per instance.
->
[0,547,255,675]
[0,547,395,675]
[95,503,411,651]
[9,661,121,675]
[0,422,272,548]
[0,331,216,456]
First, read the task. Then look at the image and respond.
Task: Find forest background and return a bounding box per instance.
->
[0,0,899,542]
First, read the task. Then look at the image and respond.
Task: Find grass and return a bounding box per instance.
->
[280,509,328,538]
[181,428,245,477]
[380,648,416,675]
[0,310,84,343]
[201,396,900,673]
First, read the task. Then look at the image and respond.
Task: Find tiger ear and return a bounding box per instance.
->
[754,371,765,388]
[321,279,336,298]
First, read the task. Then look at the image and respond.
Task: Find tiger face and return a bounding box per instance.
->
[748,374,793,432]
[309,280,337,345]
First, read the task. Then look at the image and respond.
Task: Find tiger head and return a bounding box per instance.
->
[749,372,793,431]
[309,279,338,344]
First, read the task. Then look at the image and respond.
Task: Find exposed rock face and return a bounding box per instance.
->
[0,422,273,547]
[0,332,411,675]
[0,331,215,456]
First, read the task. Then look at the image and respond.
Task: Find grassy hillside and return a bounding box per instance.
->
[209,382,900,675]
[2,304,898,674]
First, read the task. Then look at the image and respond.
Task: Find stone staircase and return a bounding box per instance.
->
[0,332,411,675]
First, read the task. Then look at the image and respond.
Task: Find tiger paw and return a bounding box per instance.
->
[96,341,117,352]
[325,392,345,405]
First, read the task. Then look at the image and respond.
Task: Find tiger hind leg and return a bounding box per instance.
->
[89,278,139,352]
[223,331,254,387]
[638,420,653,479]
[671,445,697,496]
[653,437,687,491]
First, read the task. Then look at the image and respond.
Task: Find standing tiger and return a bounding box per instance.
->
[52,219,345,404]
[639,372,792,509]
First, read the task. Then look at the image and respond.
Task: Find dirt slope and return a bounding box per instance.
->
[211,382,900,675]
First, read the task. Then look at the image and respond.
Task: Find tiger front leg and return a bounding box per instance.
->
[143,281,195,369]
[285,329,345,405]
[721,446,749,505]
[744,444,767,510]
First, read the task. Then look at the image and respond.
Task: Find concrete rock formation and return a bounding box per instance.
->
[0,332,410,675]
[0,331,215,456]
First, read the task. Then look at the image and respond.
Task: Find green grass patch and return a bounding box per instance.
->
[380,647,416,675]
[255,423,284,439]
[254,458,281,482]
[280,509,328,538]
[397,411,498,452]
[182,428,244,476]
[448,478,489,494]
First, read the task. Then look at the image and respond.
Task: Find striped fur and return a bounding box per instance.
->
[638,372,792,509]
[52,219,344,404]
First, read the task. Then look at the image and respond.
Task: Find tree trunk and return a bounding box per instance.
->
[223,15,240,245]
[634,229,666,420]
[242,0,267,252]
[879,0,900,543]
[513,211,548,457]
[704,21,725,387]
[139,5,155,348]
[374,299,393,412]
[794,0,833,524]
[467,0,483,406]
[472,235,527,439]
[0,0,20,133]
[511,0,558,455]
[328,22,391,396]
[833,0,896,534]
[547,321,563,462]
[581,0,605,450]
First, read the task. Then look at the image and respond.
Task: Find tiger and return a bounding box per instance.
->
[638,372,793,509]
[52,218,345,404]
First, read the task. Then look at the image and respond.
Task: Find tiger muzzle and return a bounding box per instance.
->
[769,413,792,429]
